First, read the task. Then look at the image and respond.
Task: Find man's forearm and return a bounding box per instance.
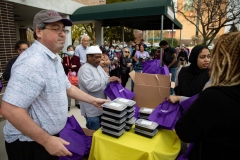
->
[0,101,51,146]
[168,59,177,68]
[67,85,97,105]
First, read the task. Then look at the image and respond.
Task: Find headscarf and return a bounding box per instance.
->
[174,45,210,97]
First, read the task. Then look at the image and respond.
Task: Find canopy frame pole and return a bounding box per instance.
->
[180,29,182,46]
[171,23,174,46]
[160,15,164,67]
[122,21,124,44]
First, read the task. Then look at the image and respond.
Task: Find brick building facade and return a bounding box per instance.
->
[0,1,17,86]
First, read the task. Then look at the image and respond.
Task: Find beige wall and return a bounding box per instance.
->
[73,0,106,5]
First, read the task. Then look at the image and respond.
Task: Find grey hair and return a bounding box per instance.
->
[33,23,47,39]
[81,34,90,42]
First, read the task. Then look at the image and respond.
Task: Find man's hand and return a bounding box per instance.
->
[92,98,110,110]
[109,76,121,83]
[167,95,180,103]
[43,136,72,157]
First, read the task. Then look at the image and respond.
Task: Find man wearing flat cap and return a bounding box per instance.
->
[78,46,121,130]
[0,10,108,160]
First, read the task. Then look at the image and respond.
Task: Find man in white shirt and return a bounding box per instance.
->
[78,46,121,130]
[75,34,89,66]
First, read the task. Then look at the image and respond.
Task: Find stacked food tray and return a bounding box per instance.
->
[125,117,136,131]
[113,98,136,131]
[101,101,127,138]
[134,119,158,138]
[138,107,154,120]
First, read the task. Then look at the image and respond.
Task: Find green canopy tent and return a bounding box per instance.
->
[71,0,183,65]
[71,0,182,30]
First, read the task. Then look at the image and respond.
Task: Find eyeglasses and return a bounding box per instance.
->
[44,27,69,34]
[124,51,130,53]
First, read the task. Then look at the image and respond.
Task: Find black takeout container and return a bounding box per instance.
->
[102,101,127,114]
[102,127,125,138]
[134,128,158,138]
[135,119,158,132]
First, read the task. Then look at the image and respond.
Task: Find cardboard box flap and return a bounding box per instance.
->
[82,128,95,136]
[129,70,136,82]
[135,72,170,87]
[134,85,170,108]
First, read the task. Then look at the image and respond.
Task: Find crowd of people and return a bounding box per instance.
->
[1,9,240,160]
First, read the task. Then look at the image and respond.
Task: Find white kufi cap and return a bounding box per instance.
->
[86,46,102,54]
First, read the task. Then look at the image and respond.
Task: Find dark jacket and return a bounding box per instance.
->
[120,56,131,74]
[175,85,240,160]
[3,56,18,81]
[62,56,81,75]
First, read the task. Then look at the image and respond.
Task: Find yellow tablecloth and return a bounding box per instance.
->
[88,127,180,160]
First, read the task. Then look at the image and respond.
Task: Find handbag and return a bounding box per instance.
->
[68,71,78,86]
[59,115,92,160]
[142,59,170,75]
[148,99,181,130]
[104,81,135,100]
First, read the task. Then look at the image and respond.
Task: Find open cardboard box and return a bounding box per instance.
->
[129,71,175,109]
[82,127,96,136]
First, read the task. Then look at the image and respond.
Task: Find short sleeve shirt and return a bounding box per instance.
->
[163,46,178,68]
[134,51,150,60]
[2,40,71,143]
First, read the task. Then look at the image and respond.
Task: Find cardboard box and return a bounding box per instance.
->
[82,128,96,136]
[129,71,172,109]
[81,128,96,160]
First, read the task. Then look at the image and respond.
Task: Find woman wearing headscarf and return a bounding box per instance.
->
[167,45,211,103]
[175,32,240,160]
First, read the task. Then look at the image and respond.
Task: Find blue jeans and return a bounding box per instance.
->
[169,67,178,95]
[85,116,101,130]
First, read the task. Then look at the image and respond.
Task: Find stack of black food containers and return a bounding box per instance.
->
[113,98,136,131]
[138,107,154,120]
[101,101,127,138]
[125,117,136,131]
[134,119,158,138]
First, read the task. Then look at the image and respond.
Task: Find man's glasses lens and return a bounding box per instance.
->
[125,51,130,53]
